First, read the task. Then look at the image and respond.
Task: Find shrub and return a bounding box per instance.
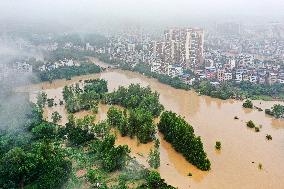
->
[242,99,253,109]
[246,120,255,128]
[215,141,221,150]
[254,127,260,132]
[266,134,272,140]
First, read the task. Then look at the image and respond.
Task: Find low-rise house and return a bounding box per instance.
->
[224,72,233,81]
[167,64,183,78]
[268,73,278,85]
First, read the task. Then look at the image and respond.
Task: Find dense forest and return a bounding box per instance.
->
[103,84,164,117]
[0,98,175,189]
[36,62,102,82]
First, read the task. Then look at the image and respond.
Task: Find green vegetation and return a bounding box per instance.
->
[147,139,160,169]
[128,108,156,143]
[0,101,172,188]
[63,114,96,146]
[51,111,62,124]
[90,135,130,172]
[258,163,263,170]
[254,127,260,132]
[47,98,54,107]
[158,111,211,171]
[0,105,71,189]
[193,81,234,100]
[242,99,253,108]
[107,107,128,136]
[62,79,107,113]
[104,84,164,117]
[37,62,101,82]
[246,120,256,128]
[107,106,156,144]
[137,170,176,189]
[266,134,272,140]
[193,80,284,100]
[36,92,47,108]
[215,141,221,150]
[265,104,284,118]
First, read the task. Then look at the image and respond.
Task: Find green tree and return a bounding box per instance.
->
[36,92,47,108]
[215,141,221,150]
[47,98,54,107]
[148,140,160,169]
[137,170,175,189]
[158,111,211,171]
[246,120,255,128]
[128,108,156,143]
[90,135,130,172]
[242,99,253,108]
[32,122,57,140]
[51,111,62,124]
[0,147,36,189]
[65,115,95,146]
[107,107,128,136]
[272,104,284,118]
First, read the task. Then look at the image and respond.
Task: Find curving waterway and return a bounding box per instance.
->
[22,68,284,189]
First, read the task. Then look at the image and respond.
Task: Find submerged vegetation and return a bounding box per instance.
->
[215,141,221,150]
[147,139,161,169]
[193,80,284,100]
[107,106,156,144]
[158,111,211,171]
[0,97,176,189]
[242,99,253,108]
[246,120,256,128]
[62,79,108,113]
[265,104,284,119]
[104,84,164,117]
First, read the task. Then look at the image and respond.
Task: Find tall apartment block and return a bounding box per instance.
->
[163,28,204,68]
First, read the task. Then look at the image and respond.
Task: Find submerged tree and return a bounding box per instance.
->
[51,111,62,124]
[148,139,160,169]
[158,111,211,171]
[242,99,253,109]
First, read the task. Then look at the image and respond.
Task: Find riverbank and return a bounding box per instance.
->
[90,56,284,102]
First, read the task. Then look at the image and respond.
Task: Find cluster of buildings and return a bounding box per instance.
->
[9,24,282,86]
[92,27,284,86]
[0,62,33,80]
[93,28,205,78]
[38,59,79,72]
[200,52,284,85]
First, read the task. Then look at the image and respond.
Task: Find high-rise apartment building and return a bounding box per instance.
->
[163,28,204,68]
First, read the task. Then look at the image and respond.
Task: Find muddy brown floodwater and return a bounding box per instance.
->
[21,69,284,189]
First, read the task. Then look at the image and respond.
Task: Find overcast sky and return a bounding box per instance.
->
[0,0,283,30]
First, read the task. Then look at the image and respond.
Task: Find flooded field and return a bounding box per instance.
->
[23,69,284,189]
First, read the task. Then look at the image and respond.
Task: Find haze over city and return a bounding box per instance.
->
[0,1,284,189]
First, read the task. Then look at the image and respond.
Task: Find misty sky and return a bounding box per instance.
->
[1,0,284,20]
[0,0,284,31]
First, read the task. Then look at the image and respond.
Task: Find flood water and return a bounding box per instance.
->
[22,69,284,189]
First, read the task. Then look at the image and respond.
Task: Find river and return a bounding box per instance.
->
[22,69,284,189]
